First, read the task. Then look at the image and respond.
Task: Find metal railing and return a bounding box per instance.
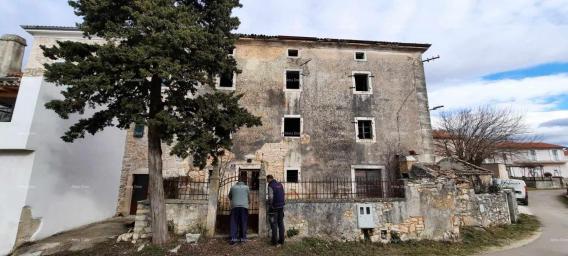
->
[280,178,405,200]
[163,176,209,200]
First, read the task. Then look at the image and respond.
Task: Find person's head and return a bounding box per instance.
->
[238,174,247,183]
[266,175,274,183]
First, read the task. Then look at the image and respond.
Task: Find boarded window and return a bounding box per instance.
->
[355,51,366,60]
[286,70,301,90]
[288,49,299,57]
[283,117,301,137]
[286,169,299,183]
[357,120,373,140]
[354,73,369,92]
[219,72,234,88]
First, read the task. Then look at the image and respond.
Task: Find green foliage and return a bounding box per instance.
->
[42,0,260,167]
[286,227,299,238]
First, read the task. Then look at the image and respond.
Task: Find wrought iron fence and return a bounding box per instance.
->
[163,176,209,200]
[280,178,405,200]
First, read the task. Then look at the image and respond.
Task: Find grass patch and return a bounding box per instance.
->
[281,214,540,256]
[56,215,540,256]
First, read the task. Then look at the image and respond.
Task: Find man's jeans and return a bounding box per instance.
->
[230,207,248,242]
[269,207,285,245]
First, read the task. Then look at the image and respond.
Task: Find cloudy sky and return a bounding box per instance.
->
[2,0,568,145]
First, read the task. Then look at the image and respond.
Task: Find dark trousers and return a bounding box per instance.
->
[230,207,248,241]
[269,207,285,245]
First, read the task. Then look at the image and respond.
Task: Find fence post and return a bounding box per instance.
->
[205,166,220,237]
[258,162,268,237]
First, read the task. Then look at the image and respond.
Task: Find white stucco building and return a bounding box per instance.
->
[0,28,126,255]
[483,142,567,178]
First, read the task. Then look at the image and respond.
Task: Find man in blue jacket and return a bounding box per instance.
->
[267,175,285,246]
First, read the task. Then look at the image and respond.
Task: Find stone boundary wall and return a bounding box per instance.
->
[455,187,515,227]
[131,179,518,243]
[133,199,208,238]
[283,179,517,243]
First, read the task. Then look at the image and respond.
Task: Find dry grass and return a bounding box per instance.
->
[57,214,540,256]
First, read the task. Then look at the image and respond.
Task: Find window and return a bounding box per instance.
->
[354,168,381,197]
[287,49,299,58]
[352,71,372,94]
[354,51,366,61]
[529,150,537,161]
[0,80,19,122]
[133,123,145,138]
[285,70,301,90]
[355,117,375,142]
[286,169,299,183]
[217,72,235,89]
[552,150,560,161]
[283,116,301,137]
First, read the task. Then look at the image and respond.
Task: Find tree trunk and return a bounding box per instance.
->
[148,75,169,244]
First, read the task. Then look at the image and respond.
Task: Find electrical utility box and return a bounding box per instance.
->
[357,203,375,229]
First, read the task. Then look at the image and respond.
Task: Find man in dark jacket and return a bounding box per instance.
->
[267,175,285,246]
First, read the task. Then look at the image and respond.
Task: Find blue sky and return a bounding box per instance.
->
[1,0,568,145]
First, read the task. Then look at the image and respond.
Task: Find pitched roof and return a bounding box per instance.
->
[432,130,453,139]
[496,141,565,150]
[21,25,431,52]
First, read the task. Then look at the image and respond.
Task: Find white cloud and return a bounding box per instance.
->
[1,0,568,144]
[429,74,568,145]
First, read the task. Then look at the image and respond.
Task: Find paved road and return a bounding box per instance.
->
[484,190,568,256]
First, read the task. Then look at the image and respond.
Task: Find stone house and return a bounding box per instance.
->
[116,33,436,216]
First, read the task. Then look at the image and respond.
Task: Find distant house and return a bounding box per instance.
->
[485,142,567,178]
[432,130,567,178]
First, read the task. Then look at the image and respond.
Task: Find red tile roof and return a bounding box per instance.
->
[496,142,565,150]
[432,130,453,139]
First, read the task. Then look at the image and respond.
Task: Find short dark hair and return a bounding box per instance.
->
[266,175,274,180]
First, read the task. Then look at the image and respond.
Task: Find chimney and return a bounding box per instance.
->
[0,34,27,77]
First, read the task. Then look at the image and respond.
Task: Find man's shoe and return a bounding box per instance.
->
[229,240,238,245]
[275,244,282,248]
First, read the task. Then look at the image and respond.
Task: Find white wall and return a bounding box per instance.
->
[0,152,35,255]
[22,79,127,240]
[0,76,42,149]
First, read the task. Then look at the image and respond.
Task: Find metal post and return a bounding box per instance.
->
[258,162,268,237]
[205,166,220,237]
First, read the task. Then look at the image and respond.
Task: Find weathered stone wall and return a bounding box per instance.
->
[283,179,516,243]
[116,38,435,215]
[455,187,515,227]
[284,199,427,242]
[133,199,208,239]
[116,127,208,215]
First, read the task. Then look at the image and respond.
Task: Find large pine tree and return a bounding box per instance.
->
[41,0,260,244]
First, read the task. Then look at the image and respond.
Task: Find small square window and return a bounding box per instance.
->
[355,51,366,61]
[133,123,145,138]
[283,117,301,137]
[288,49,299,58]
[286,169,299,183]
[357,119,374,140]
[285,70,301,90]
[354,74,369,92]
[219,72,234,88]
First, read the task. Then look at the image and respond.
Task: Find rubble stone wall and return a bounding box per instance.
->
[284,179,516,242]
[131,178,517,243]
[133,199,208,239]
